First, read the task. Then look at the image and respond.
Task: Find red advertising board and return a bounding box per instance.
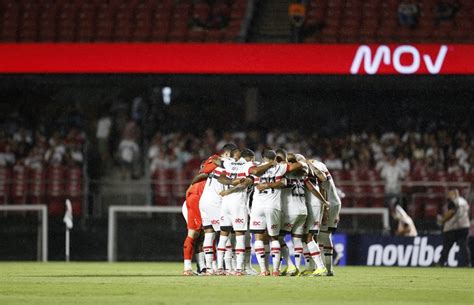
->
[0,43,472,74]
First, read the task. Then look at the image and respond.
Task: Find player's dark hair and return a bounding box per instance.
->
[222,143,238,153]
[230,148,241,158]
[287,153,297,163]
[263,149,276,161]
[275,148,287,162]
[241,148,255,159]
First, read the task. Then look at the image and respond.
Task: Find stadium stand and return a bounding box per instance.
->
[303,0,473,43]
[0,0,251,42]
[1,0,472,43]
[146,128,473,226]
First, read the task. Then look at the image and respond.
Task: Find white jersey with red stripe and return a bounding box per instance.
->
[252,163,289,210]
[310,160,341,207]
[281,171,308,215]
[221,158,256,203]
[199,166,225,205]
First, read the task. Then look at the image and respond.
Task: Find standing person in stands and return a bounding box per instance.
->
[437,189,471,267]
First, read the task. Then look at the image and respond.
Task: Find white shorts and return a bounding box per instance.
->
[199,201,221,231]
[220,198,248,231]
[320,204,341,232]
[281,213,307,235]
[182,201,187,223]
[305,204,323,234]
[249,205,281,237]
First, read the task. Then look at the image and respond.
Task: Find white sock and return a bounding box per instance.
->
[235,235,246,271]
[270,240,281,272]
[254,240,266,272]
[280,244,294,271]
[264,243,270,271]
[195,252,206,272]
[303,242,315,271]
[292,237,303,270]
[203,232,215,270]
[245,232,252,269]
[184,259,192,271]
[307,240,325,269]
[320,232,333,272]
[225,238,233,271]
[217,235,228,270]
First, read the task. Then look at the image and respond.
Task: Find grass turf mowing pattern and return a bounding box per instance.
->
[0,263,472,305]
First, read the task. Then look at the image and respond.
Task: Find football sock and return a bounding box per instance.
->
[203,232,215,270]
[292,237,304,270]
[270,240,281,272]
[254,240,266,272]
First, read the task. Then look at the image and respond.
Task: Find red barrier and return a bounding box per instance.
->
[0,43,472,74]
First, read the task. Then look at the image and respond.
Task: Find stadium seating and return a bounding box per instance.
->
[0,0,249,42]
[304,0,473,43]
[0,165,83,217]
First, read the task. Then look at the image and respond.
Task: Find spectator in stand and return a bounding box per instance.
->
[380,154,406,206]
[118,137,140,180]
[325,151,343,171]
[0,144,15,166]
[24,146,43,169]
[434,0,459,25]
[397,152,411,176]
[398,0,420,28]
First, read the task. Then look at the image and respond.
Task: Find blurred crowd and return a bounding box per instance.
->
[146,128,473,176]
[0,113,85,170]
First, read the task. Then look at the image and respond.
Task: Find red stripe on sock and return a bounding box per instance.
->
[310,251,320,256]
[294,247,304,251]
[254,248,265,251]
[235,249,245,253]
[217,248,226,251]
[271,248,280,251]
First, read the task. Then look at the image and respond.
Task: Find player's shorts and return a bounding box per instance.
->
[304,203,323,234]
[220,197,248,231]
[320,204,341,232]
[186,192,202,231]
[249,205,281,237]
[281,213,307,235]
[199,199,221,232]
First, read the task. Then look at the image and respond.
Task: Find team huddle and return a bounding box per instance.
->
[182,144,342,276]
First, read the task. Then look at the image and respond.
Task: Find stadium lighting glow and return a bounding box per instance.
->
[162,87,172,105]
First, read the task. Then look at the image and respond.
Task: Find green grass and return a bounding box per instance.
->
[0,263,473,305]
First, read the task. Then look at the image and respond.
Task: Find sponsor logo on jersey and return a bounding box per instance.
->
[234,218,244,224]
[284,223,293,228]
[211,219,220,225]
[252,221,261,226]
[271,224,278,229]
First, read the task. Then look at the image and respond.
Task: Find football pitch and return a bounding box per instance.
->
[0,263,472,305]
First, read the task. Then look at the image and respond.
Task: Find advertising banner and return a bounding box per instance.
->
[357,235,461,267]
[0,44,472,74]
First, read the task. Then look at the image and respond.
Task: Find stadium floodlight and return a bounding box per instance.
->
[0,204,48,262]
[107,205,183,262]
